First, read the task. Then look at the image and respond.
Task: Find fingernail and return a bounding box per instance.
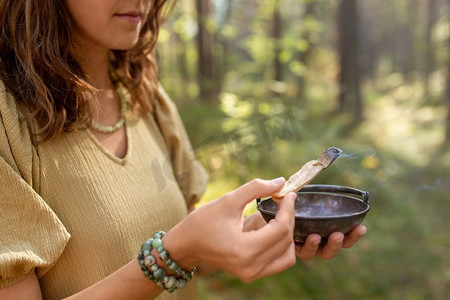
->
[271,177,285,185]
[360,226,367,235]
[336,237,344,244]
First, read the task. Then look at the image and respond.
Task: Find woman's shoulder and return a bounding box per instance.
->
[0,78,10,105]
[0,78,69,288]
[152,82,209,207]
[0,79,9,111]
[0,79,39,187]
[154,82,178,112]
[0,79,35,134]
[0,79,25,126]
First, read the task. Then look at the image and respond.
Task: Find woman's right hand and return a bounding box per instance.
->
[163,178,297,282]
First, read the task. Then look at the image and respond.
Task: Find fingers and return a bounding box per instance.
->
[234,196,298,281]
[243,192,295,256]
[274,192,296,224]
[316,232,344,259]
[253,192,296,251]
[295,234,321,260]
[296,226,367,260]
[242,212,266,232]
[342,225,367,248]
[229,177,285,210]
[245,242,296,282]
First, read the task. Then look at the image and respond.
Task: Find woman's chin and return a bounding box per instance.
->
[111,40,140,51]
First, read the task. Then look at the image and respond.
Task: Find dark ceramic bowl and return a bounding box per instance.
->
[256,184,370,245]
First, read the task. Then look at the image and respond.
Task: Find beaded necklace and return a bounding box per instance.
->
[90,86,127,133]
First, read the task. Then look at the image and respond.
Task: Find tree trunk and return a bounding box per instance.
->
[272,0,283,83]
[446,64,450,144]
[424,0,438,97]
[175,33,189,94]
[399,20,413,78]
[296,0,317,102]
[216,0,234,96]
[359,1,380,82]
[338,0,363,124]
[195,0,218,103]
[445,0,450,144]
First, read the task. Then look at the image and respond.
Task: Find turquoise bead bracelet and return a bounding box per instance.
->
[138,231,196,293]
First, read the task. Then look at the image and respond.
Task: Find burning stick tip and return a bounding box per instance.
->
[326,147,342,159]
[319,147,342,167]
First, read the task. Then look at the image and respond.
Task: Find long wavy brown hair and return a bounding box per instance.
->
[0,0,172,141]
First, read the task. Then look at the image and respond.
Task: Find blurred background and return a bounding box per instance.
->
[157,0,450,299]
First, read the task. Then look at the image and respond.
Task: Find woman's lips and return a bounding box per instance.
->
[115,12,141,24]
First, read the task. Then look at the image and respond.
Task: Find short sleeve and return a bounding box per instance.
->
[0,81,70,288]
[153,84,209,208]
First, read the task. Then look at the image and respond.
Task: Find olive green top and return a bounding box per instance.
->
[0,80,208,300]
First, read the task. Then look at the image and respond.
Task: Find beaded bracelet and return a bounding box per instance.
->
[138,231,197,293]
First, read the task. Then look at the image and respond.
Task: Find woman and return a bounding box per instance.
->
[0,0,366,299]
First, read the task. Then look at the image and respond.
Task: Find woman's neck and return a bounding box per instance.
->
[71,44,112,90]
[81,57,112,90]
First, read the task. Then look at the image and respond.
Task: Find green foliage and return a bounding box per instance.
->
[190,75,450,299]
[158,0,450,298]
[172,67,449,299]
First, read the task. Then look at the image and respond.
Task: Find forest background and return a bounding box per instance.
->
[156,0,450,299]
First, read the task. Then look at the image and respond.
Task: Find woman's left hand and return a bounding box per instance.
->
[243,213,367,260]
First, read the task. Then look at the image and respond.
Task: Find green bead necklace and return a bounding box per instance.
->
[90,86,127,133]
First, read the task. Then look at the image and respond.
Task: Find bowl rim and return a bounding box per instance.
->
[257,191,370,220]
